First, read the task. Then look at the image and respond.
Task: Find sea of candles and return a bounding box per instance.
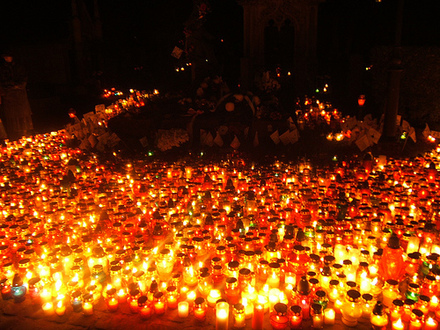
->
[1,132,440,329]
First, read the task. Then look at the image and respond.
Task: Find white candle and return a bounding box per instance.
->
[178,301,189,318]
[425,317,438,330]
[324,308,335,325]
[266,273,280,288]
[216,301,229,330]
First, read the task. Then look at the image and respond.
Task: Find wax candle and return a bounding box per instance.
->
[324,308,335,325]
[216,301,229,330]
[178,301,189,318]
[1,283,12,300]
[207,289,222,307]
[42,302,54,316]
[55,300,66,316]
[117,288,127,303]
[267,263,280,288]
[299,298,310,319]
[83,294,94,316]
[392,318,405,330]
[252,300,264,330]
[40,288,52,304]
[430,295,439,311]
[268,288,280,310]
[242,298,253,319]
[424,317,438,330]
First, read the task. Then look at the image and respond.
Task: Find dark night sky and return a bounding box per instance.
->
[1,0,439,88]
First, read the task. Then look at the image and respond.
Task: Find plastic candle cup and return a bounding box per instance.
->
[242,298,253,319]
[82,294,94,316]
[178,301,189,318]
[42,302,55,316]
[324,308,335,325]
[252,300,264,330]
[207,289,222,308]
[392,318,405,330]
[55,300,66,316]
[216,301,229,330]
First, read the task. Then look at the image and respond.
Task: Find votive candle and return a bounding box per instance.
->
[178,301,189,318]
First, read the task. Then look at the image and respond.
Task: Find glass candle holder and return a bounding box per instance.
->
[267,262,281,288]
[166,285,179,309]
[128,289,142,313]
[311,303,324,329]
[194,297,207,322]
[153,291,167,316]
[289,305,303,329]
[138,296,152,319]
[370,301,388,330]
[270,303,289,330]
[0,278,12,300]
[390,299,404,322]
[382,279,400,308]
[156,248,174,281]
[361,293,374,318]
[105,287,119,312]
[341,289,362,327]
[231,303,245,328]
[82,293,94,316]
[70,290,83,312]
[225,277,240,305]
[409,308,424,330]
[11,274,26,303]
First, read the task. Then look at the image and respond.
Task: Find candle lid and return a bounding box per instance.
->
[274,303,288,315]
[411,308,424,318]
[234,303,244,312]
[362,293,373,302]
[329,279,339,286]
[137,295,148,307]
[392,299,404,307]
[290,305,302,315]
[153,291,164,299]
[194,297,205,306]
[315,290,326,299]
[346,289,361,302]
[387,234,400,249]
[311,303,322,313]
[372,301,384,315]
[28,277,41,286]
